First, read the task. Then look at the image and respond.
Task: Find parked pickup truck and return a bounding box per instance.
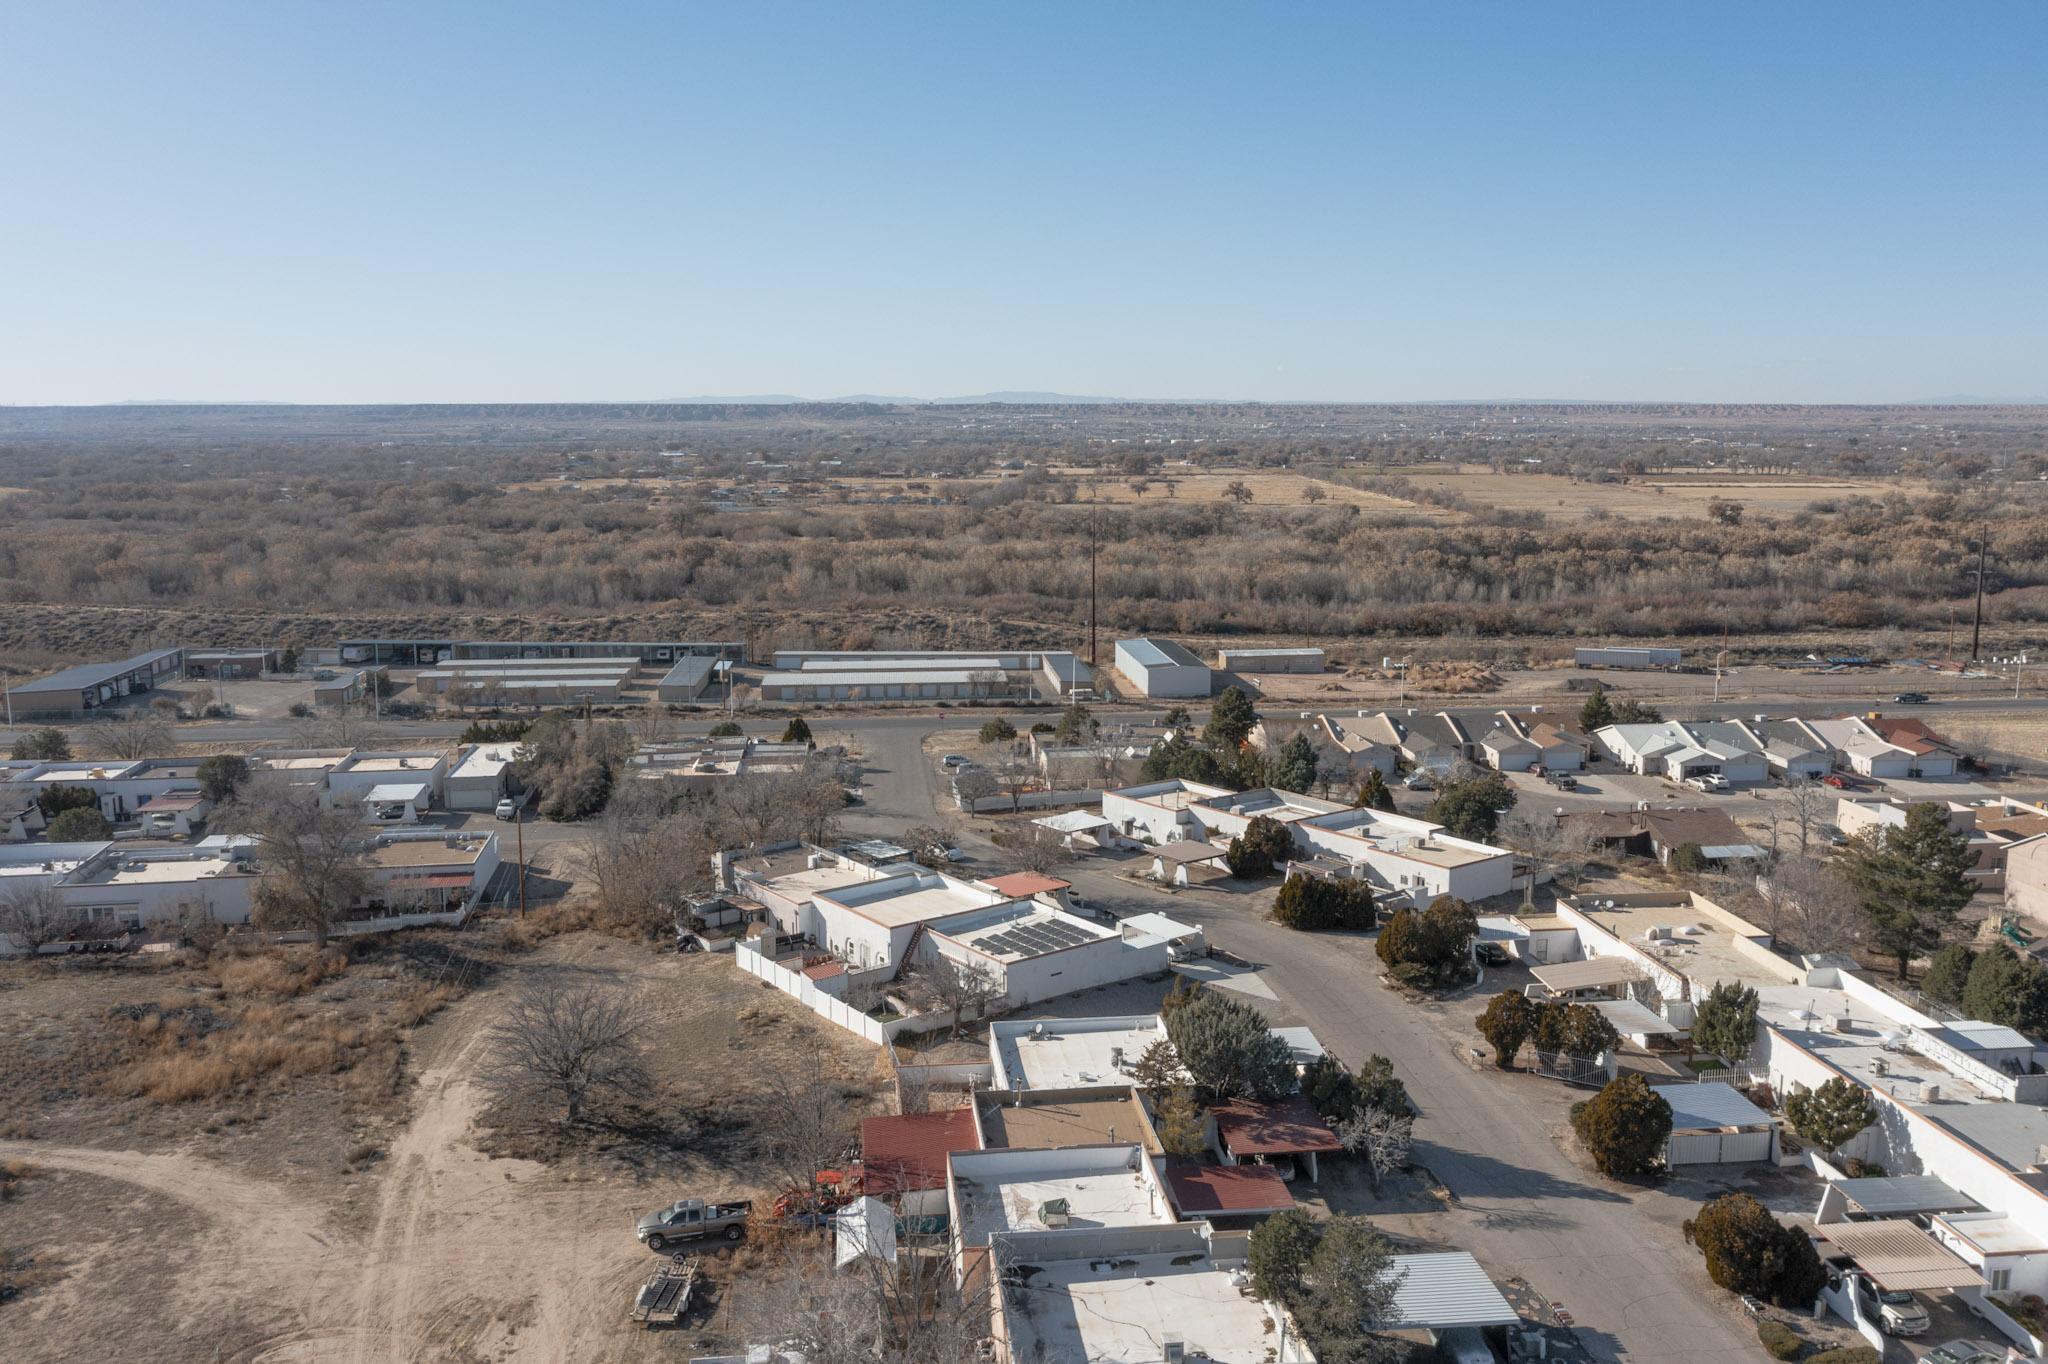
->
[635,1197,752,1251]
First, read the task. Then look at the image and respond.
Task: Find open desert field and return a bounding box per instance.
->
[1380,463,1913,517]
[0,928,887,1364]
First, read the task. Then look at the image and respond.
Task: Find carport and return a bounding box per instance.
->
[1149,839,1228,887]
[1379,1251,1519,1332]
[1589,998,1680,1044]
[1817,1218,1986,1291]
[361,782,429,824]
[1033,810,1122,852]
[1652,1082,1776,1165]
[1530,957,1646,999]
[1821,1175,1980,1224]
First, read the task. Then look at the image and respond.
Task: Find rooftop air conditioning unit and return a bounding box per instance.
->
[1924,1083,1942,1102]
[1872,1057,1888,1077]
[1162,1340,1186,1364]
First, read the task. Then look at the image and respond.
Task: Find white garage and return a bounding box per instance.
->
[1655,1082,1777,1166]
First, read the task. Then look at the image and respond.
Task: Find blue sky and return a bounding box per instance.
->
[2,3,2043,404]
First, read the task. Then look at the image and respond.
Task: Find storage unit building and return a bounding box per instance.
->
[1575,646,1682,670]
[1215,647,1325,674]
[183,648,282,678]
[655,655,720,703]
[1114,638,1211,698]
[4,649,186,721]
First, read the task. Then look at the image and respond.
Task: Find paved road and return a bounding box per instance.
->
[1051,864,1757,1364]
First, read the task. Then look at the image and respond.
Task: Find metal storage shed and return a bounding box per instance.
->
[1652,1082,1776,1165]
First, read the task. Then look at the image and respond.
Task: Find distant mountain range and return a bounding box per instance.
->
[659,391,1128,405]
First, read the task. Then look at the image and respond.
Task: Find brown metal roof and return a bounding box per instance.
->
[1166,1164,1295,1216]
[1530,958,1647,992]
[1816,1218,1985,1291]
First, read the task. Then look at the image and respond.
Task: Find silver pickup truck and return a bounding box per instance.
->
[635,1197,752,1251]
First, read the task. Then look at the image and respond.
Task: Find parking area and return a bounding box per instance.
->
[154,674,319,719]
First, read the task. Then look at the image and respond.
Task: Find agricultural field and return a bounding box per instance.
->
[0,928,886,1364]
[1377,463,1914,518]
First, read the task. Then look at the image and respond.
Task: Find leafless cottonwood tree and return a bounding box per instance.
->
[1781,777,1828,855]
[481,971,651,1126]
[1767,854,1865,956]
[0,885,83,954]
[996,825,1072,878]
[90,707,176,760]
[228,775,370,948]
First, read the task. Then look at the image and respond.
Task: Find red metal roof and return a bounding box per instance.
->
[801,960,846,981]
[860,1109,980,1195]
[1212,1094,1344,1156]
[1165,1163,1295,1215]
[982,872,1072,897]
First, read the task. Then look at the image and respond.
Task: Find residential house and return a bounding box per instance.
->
[1595,721,1769,785]
[1476,724,1541,772]
[1733,719,1835,780]
[1248,713,1399,783]
[1491,709,1594,771]
[1351,710,1474,775]
[1563,805,1763,866]
[1794,716,1924,779]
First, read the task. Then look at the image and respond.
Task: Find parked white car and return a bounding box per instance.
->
[1684,773,1729,793]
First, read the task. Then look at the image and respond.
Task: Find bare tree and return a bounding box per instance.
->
[998,825,1072,878]
[91,707,176,760]
[288,708,384,750]
[578,799,711,934]
[909,953,1005,1036]
[1301,482,1329,505]
[1338,1101,1414,1191]
[480,971,651,1125]
[627,702,675,746]
[1782,776,1828,855]
[953,766,998,811]
[902,823,958,869]
[967,668,1007,702]
[1769,854,1864,957]
[727,1237,998,1364]
[754,1069,861,1198]
[227,774,370,948]
[0,885,82,954]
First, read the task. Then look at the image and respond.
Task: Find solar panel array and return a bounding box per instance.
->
[970,917,1098,958]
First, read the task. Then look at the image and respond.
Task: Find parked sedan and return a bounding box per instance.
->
[1925,1340,2006,1364]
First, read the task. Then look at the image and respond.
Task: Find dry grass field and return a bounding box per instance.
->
[1379,463,1911,517]
[0,929,887,1364]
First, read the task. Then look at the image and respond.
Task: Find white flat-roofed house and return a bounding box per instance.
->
[924,899,1168,1010]
[1103,778,1237,845]
[324,751,450,808]
[1114,638,1212,699]
[989,1015,1171,1092]
[446,744,520,811]
[984,1221,1314,1364]
[360,830,501,915]
[946,1145,1173,1251]
[38,842,263,934]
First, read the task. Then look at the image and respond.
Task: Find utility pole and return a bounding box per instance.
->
[515,807,526,919]
[1946,604,1956,662]
[1970,539,1989,663]
[1087,465,1099,673]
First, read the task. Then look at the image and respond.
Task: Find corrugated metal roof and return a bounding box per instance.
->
[8,648,183,696]
[861,1110,980,1196]
[1816,1219,1985,1291]
[1380,1252,1519,1330]
[1651,1082,1771,1132]
[1118,637,1204,670]
[1530,958,1646,991]
[1835,1176,1980,1217]
[1592,999,1682,1036]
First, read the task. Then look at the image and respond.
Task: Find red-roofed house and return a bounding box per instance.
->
[1211,1093,1344,1182]
[1164,1163,1296,1218]
[134,791,211,837]
[1862,715,1962,776]
[861,1109,982,1218]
